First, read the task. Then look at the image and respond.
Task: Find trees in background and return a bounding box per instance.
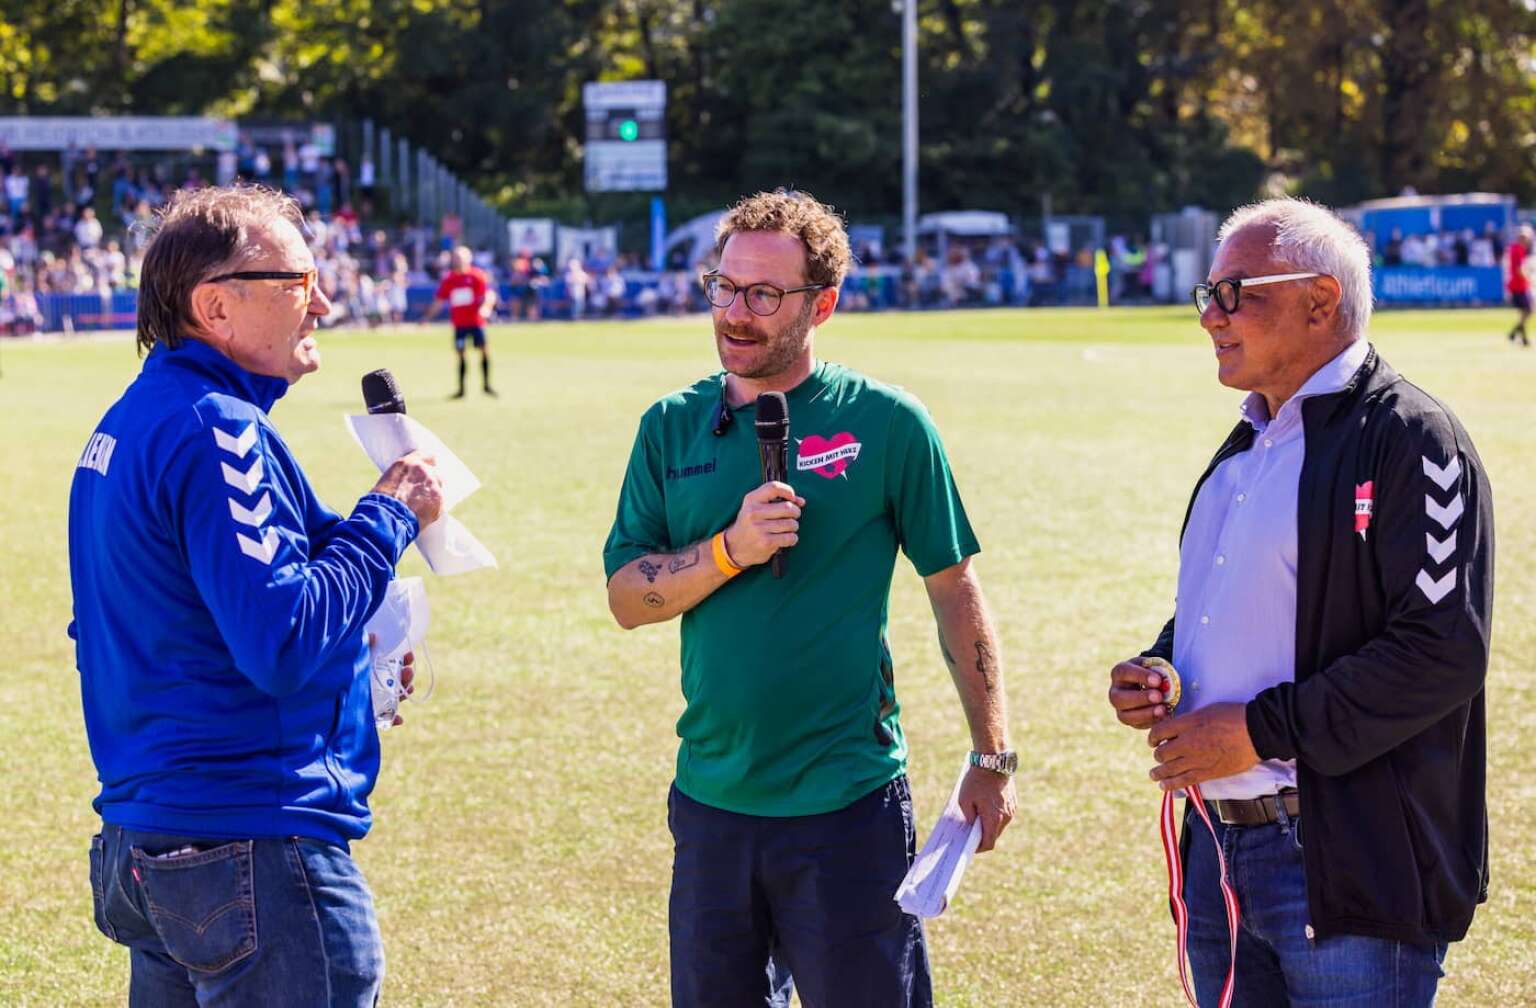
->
[1,0,1532,224]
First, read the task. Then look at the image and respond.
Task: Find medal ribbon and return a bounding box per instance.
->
[1161,783,1239,1008]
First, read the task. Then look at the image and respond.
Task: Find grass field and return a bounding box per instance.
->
[2,306,1533,1006]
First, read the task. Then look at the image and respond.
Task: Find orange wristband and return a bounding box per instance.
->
[712,531,744,577]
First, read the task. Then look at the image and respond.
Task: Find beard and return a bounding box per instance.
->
[714,296,816,379]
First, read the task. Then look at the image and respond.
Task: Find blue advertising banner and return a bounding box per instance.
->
[1373,267,1504,305]
[36,291,139,332]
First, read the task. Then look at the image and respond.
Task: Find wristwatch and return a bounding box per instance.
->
[969,750,1018,776]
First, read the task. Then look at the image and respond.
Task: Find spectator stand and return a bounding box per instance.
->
[1344,193,1515,306]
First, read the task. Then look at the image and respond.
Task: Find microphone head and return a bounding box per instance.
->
[362,369,406,414]
[755,391,789,442]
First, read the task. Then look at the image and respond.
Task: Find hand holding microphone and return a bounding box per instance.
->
[725,480,806,567]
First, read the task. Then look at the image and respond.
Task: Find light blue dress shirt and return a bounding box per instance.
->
[1172,339,1370,799]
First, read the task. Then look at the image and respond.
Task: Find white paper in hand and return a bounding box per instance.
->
[414,515,496,576]
[364,577,430,729]
[365,576,430,657]
[894,761,984,919]
[345,413,496,574]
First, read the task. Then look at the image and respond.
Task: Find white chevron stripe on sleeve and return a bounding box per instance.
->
[1424,493,1463,531]
[1415,568,1456,604]
[235,526,279,565]
[213,423,258,458]
[227,492,273,529]
[1425,530,1457,565]
[1422,454,1461,492]
[220,456,264,495]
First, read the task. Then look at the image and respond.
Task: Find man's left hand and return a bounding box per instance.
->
[957,764,1016,853]
[1146,702,1259,791]
[368,632,416,727]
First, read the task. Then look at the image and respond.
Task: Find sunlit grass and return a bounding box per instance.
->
[2,306,1531,1005]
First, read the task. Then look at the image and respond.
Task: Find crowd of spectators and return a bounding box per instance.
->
[1,133,1526,335]
[1376,224,1505,269]
[0,132,705,333]
[0,132,417,334]
[837,234,1165,311]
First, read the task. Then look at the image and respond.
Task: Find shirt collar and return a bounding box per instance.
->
[1239,339,1370,432]
[143,336,291,412]
[722,359,832,411]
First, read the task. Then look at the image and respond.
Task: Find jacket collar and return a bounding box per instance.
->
[1304,343,1397,426]
[143,337,291,413]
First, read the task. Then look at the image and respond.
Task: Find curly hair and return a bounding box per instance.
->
[135,184,303,354]
[714,189,852,289]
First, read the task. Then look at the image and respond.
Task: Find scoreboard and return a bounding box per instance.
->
[584,80,667,192]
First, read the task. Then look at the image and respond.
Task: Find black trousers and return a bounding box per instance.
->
[667,777,931,1008]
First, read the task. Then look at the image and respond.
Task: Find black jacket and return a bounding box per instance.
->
[1146,346,1493,946]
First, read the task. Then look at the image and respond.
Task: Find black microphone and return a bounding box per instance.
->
[362,369,406,414]
[755,391,790,578]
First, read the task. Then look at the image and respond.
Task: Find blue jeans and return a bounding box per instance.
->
[668,778,931,1008]
[89,824,384,1007]
[1184,804,1447,1007]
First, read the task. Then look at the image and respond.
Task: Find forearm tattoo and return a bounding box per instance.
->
[668,544,701,574]
[974,641,996,692]
[638,559,662,584]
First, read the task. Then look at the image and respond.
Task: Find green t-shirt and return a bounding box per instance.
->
[603,361,980,816]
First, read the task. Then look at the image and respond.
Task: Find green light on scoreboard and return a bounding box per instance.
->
[617,118,640,142]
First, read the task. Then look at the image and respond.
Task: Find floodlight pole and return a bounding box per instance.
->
[902,0,917,264]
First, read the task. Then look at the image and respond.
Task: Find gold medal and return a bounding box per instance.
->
[1135,656,1182,711]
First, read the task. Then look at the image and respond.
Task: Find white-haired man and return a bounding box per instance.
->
[1108,198,1493,1005]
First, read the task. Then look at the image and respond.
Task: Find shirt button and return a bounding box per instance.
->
[1215,555,1226,565]
[1264,438,1274,448]
[1200,615,1210,625]
[1236,493,1247,503]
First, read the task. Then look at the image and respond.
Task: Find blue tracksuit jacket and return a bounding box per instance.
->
[67,338,418,844]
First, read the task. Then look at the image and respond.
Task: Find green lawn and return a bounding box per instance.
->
[2,306,1532,1006]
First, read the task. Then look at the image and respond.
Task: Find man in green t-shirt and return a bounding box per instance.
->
[603,190,1015,1008]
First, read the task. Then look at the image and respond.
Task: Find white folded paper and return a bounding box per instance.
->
[365,576,430,658]
[345,412,497,575]
[364,576,431,729]
[894,761,984,919]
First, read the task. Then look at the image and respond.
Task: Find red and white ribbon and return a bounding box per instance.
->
[1161,784,1239,1008]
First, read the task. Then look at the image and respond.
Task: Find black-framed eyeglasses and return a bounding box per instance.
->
[701,272,829,317]
[1191,272,1320,314]
[207,269,318,299]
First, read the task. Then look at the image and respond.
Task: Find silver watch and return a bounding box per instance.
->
[969,750,1018,776]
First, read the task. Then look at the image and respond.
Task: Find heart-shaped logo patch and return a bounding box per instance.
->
[796,432,862,479]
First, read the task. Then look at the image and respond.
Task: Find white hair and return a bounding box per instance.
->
[1217,198,1373,337]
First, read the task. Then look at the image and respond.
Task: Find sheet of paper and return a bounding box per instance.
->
[345,413,496,574]
[414,515,497,576]
[893,760,985,919]
[345,413,480,511]
[364,576,431,656]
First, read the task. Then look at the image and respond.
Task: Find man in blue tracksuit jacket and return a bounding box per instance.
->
[69,185,444,1006]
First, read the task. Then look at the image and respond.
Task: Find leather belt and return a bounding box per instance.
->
[1210,789,1300,826]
